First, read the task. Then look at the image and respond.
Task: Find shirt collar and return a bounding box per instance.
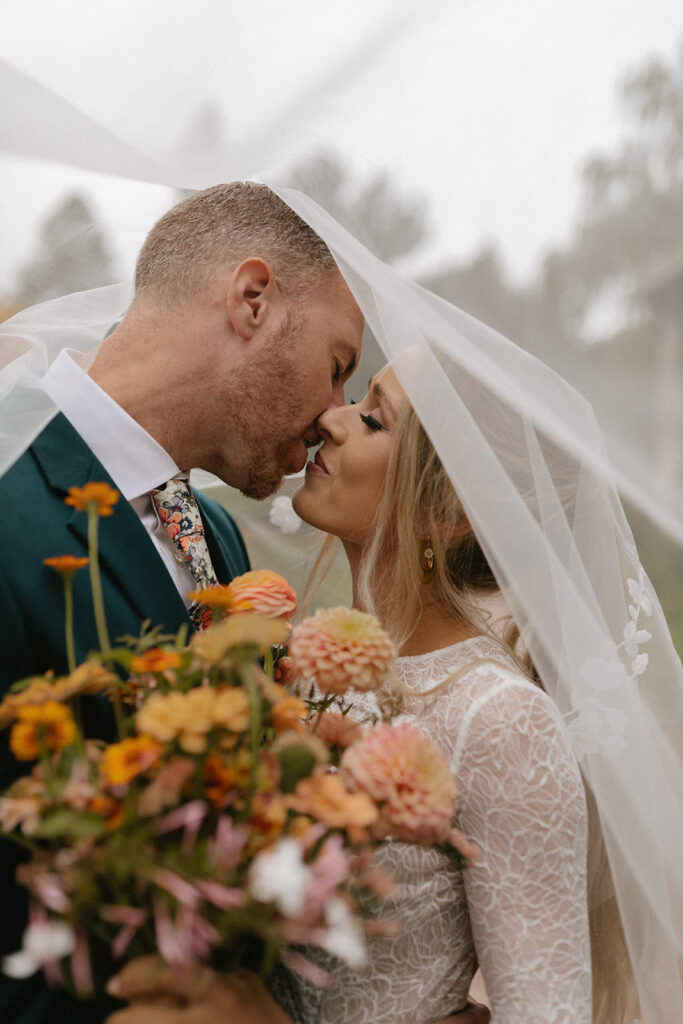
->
[42,349,181,500]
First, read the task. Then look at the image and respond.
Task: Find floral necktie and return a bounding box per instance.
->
[151,478,217,631]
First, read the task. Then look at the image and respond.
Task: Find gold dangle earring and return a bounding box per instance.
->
[418,535,435,584]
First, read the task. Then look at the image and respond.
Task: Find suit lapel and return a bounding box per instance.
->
[33,415,191,634]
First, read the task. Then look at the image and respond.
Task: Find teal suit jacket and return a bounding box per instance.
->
[0,413,250,1023]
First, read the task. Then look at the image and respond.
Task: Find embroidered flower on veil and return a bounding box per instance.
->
[567,569,653,760]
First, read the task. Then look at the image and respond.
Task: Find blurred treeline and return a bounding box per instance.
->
[2,46,681,651]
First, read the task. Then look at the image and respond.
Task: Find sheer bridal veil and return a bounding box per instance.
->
[1,37,682,1023]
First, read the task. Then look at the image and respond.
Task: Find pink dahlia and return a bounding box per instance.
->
[289,607,396,696]
[341,722,457,844]
[227,570,297,621]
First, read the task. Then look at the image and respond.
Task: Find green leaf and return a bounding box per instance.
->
[277,745,317,794]
[34,808,106,840]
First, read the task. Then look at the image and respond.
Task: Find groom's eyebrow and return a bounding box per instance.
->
[340,345,357,378]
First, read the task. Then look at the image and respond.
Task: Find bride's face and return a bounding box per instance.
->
[292,364,405,546]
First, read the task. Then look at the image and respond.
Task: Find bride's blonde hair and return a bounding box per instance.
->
[314,400,637,1024]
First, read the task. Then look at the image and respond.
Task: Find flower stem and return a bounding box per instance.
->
[87,504,126,737]
[63,574,76,674]
[240,660,262,818]
[87,505,110,655]
[263,646,274,681]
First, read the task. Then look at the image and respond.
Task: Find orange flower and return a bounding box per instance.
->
[89,793,124,830]
[227,570,297,621]
[341,722,457,844]
[10,702,77,761]
[64,482,120,516]
[287,772,378,831]
[187,585,235,614]
[0,678,56,728]
[130,648,183,674]
[247,790,287,849]
[43,555,89,577]
[289,607,396,696]
[100,735,164,787]
[271,695,308,734]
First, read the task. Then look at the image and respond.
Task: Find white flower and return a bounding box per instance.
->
[2,921,75,978]
[323,897,367,967]
[248,838,311,916]
[269,496,302,534]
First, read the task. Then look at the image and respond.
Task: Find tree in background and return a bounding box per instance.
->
[16,192,118,307]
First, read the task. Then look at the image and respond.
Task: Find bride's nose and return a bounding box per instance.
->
[316,402,350,442]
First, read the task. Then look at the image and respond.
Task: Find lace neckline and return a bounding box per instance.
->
[396,634,517,692]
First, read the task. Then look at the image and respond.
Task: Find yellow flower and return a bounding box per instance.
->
[135,686,250,754]
[43,555,89,577]
[64,482,120,516]
[136,692,189,744]
[190,613,288,663]
[10,702,77,761]
[212,688,250,733]
[130,648,183,674]
[289,607,397,696]
[100,735,164,787]
[227,570,297,621]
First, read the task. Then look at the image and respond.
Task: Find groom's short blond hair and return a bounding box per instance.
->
[135,182,337,303]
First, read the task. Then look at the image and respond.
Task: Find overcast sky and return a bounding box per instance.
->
[1,0,681,292]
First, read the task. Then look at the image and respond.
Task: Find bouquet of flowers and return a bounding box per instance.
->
[0,483,475,998]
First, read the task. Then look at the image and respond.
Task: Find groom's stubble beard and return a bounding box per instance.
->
[230,312,308,500]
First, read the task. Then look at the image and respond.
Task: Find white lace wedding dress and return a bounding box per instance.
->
[272,636,592,1024]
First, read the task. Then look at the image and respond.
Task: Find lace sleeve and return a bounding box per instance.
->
[455,673,592,1024]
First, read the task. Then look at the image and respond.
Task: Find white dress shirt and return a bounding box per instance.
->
[42,348,196,606]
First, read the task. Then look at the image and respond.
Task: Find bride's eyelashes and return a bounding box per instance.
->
[360,412,386,432]
[350,398,386,431]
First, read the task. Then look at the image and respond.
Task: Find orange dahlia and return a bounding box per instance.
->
[341,722,457,844]
[286,771,378,831]
[227,570,297,620]
[271,695,308,734]
[289,607,396,696]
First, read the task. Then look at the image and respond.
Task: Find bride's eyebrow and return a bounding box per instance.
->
[368,376,398,420]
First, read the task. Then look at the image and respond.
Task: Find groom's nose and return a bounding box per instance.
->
[330,377,347,408]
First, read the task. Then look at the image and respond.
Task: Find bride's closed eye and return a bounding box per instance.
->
[360,412,386,432]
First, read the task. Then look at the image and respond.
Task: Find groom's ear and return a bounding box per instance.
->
[226,258,277,340]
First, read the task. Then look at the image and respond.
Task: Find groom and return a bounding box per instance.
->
[0,182,363,692]
[0,182,364,1024]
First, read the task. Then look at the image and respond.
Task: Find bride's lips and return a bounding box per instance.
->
[306,449,329,476]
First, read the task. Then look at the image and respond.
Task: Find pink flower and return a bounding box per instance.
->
[302,834,351,919]
[289,608,396,696]
[228,570,298,621]
[314,711,364,749]
[341,722,457,844]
